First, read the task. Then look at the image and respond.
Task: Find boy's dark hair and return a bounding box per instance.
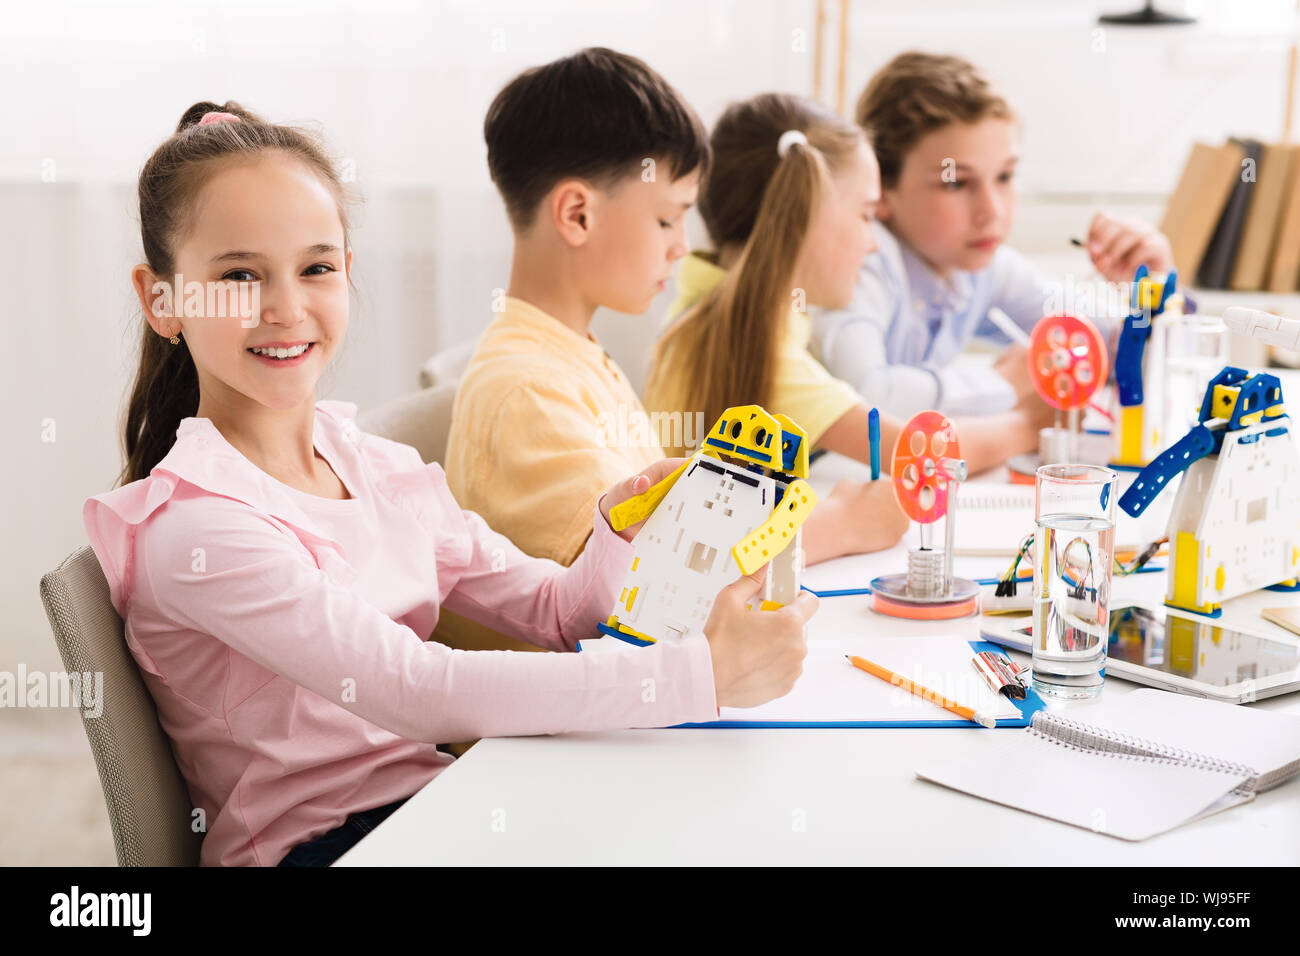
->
[484,47,710,230]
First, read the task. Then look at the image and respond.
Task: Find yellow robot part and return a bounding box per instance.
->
[1135,274,1170,311]
[608,459,690,532]
[1211,382,1284,427]
[706,405,808,477]
[1210,384,1238,420]
[604,614,657,644]
[1115,405,1146,466]
[732,479,818,575]
[1167,531,1221,617]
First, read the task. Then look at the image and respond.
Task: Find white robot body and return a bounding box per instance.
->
[606,451,802,644]
[1164,419,1300,611]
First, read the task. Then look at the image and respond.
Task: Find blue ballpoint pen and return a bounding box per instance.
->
[868,407,881,481]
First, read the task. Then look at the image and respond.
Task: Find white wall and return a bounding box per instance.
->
[2,0,1295,681]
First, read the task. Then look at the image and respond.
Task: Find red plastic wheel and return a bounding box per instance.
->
[1028,313,1107,411]
[891,410,961,525]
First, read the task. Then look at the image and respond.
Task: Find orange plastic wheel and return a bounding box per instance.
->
[891,410,961,525]
[1028,314,1107,411]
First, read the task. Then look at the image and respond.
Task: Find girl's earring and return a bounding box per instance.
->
[169,334,180,345]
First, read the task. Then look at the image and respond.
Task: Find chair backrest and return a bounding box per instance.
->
[39,546,203,866]
[417,342,475,390]
[358,382,458,465]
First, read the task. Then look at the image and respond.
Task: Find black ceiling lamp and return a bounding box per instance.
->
[1099,1,1196,25]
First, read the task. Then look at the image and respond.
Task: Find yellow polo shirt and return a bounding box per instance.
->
[445,296,664,566]
[645,252,862,457]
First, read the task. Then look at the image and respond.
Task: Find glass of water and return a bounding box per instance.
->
[1032,464,1118,699]
[1160,312,1227,445]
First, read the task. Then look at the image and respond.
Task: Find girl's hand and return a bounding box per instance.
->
[1085,212,1175,283]
[826,477,910,551]
[597,457,688,543]
[1014,386,1057,432]
[993,343,1037,405]
[703,568,818,708]
[995,399,1053,461]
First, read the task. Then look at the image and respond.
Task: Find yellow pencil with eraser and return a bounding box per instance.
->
[846,654,996,728]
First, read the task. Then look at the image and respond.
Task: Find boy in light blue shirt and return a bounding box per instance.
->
[813,51,1174,419]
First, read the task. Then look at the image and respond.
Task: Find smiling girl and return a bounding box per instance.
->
[83,101,815,867]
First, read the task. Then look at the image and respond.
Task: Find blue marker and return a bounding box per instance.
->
[868,407,881,481]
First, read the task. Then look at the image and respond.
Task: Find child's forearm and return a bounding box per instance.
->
[799,489,904,566]
[800,497,855,565]
[949,410,1038,475]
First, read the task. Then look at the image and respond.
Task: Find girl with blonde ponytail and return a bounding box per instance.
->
[646,93,1049,496]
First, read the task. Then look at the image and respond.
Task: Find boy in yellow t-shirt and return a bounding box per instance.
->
[448,293,666,566]
[446,48,905,574]
[445,47,703,566]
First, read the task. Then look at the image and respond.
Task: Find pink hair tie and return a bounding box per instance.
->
[198,111,241,126]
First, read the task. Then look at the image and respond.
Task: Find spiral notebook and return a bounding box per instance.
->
[914,690,1300,840]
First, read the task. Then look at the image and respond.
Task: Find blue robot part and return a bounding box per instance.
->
[1118,367,1286,519]
[1114,265,1179,409]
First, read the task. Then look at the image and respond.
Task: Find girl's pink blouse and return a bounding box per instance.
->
[83,400,716,866]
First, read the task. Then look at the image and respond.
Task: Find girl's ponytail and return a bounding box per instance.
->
[121,314,201,489]
[650,93,861,437]
[701,138,825,424]
[119,100,353,486]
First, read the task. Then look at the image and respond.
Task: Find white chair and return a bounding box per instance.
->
[417,342,475,390]
[40,549,204,865]
[358,382,458,465]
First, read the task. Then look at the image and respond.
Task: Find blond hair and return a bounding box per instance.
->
[856,51,1013,189]
[648,93,862,449]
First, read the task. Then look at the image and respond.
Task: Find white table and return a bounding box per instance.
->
[338,456,1300,866]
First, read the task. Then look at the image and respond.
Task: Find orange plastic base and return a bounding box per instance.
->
[1009,469,1035,485]
[871,592,980,620]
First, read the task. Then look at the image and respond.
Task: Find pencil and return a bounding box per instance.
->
[846,654,996,728]
[868,407,881,481]
[986,306,1031,347]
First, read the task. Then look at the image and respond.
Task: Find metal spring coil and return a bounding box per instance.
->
[906,547,946,598]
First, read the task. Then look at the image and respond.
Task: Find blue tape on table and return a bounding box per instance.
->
[672,640,1046,729]
[804,564,1166,598]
